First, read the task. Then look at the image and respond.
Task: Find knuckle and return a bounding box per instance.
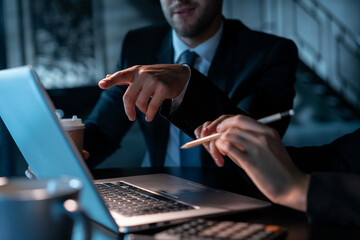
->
[156,84,171,98]
[222,131,232,139]
[258,134,270,146]
[133,65,141,70]
[222,114,233,119]
[123,93,134,104]
[221,141,233,152]
[156,81,167,90]
[135,66,148,76]
[268,128,279,138]
[203,121,211,126]
[234,115,244,122]
[147,101,159,112]
[135,100,146,112]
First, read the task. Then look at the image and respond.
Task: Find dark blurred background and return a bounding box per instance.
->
[1,0,359,176]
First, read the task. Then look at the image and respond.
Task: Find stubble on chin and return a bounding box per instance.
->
[172,18,205,38]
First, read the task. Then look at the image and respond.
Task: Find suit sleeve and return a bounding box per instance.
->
[84,86,134,168]
[287,129,360,173]
[161,39,297,138]
[233,39,298,136]
[307,172,360,225]
[288,129,360,225]
[83,31,136,168]
[161,68,245,138]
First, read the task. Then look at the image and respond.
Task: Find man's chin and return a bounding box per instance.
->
[174,25,200,38]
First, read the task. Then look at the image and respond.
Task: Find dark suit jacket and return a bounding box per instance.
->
[287,128,360,225]
[84,18,298,168]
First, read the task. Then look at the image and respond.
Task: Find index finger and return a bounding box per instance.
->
[98,66,137,89]
[218,115,271,135]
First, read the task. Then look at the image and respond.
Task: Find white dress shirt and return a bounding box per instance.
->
[142,21,224,167]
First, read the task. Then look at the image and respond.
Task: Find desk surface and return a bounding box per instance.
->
[91,167,360,240]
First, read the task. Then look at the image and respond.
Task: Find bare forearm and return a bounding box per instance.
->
[275,173,310,212]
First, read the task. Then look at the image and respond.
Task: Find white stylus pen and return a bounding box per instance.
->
[181,109,294,149]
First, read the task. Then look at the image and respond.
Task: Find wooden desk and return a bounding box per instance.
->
[91,167,360,240]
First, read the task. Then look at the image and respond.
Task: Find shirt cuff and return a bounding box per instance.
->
[169,64,191,114]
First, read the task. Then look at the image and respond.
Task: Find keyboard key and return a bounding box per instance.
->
[95,182,194,217]
[154,219,286,240]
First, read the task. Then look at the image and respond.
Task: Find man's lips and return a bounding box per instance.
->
[173,6,196,17]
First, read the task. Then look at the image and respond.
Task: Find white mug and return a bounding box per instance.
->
[0,177,91,240]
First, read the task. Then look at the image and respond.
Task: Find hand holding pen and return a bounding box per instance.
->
[182,109,294,149]
[190,110,294,167]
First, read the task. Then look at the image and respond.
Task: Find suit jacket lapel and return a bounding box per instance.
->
[208,19,248,94]
[208,20,233,92]
[157,30,174,64]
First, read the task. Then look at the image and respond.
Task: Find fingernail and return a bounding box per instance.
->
[106,74,111,78]
[215,159,224,167]
[216,124,222,132]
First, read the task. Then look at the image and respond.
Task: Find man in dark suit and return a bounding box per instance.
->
[196,114,360,225]
[84,0,298,168]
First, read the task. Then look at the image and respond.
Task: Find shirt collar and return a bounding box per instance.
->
[172,20,224,63]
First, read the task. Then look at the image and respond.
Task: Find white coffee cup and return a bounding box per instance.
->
[60,116,85,153]
[25,116,85,180]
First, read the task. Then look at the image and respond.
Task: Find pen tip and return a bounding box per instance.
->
[289,109,295,116]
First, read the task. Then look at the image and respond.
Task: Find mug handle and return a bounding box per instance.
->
[25,166,37,180]
[60,199,92,240]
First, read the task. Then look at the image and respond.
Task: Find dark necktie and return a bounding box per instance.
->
[178,50,201,167]
[179,50,198,67]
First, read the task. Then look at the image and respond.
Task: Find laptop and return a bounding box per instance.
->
[0,65,270,233]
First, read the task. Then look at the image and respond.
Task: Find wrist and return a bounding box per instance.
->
[278,173,310,212]
[169,65,191,113]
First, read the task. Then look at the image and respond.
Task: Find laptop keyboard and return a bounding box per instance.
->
[154,218,287,240]
[96,182,195,217]
[127,218,287,240]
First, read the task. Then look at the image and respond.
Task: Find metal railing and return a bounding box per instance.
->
[292,0,360,113]
[223,0,360,113]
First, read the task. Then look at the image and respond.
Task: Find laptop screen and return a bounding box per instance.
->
[0,66,118,232]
